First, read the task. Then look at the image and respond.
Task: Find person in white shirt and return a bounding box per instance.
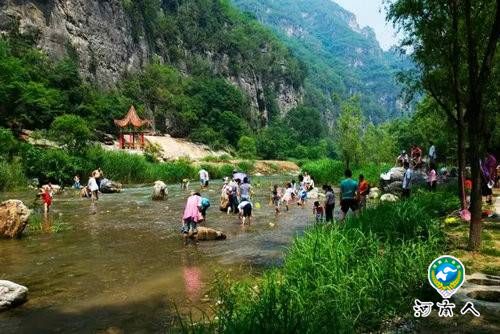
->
[198,169,209,188]
[238,200,253,225]
[88,172,99,203]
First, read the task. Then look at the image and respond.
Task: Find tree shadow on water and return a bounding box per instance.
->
[0,296,183,334]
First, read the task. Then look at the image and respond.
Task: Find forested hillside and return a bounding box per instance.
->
[232,0,412,123]
[0,0,307,147]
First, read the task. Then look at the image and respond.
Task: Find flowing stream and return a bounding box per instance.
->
[0,177,313,333]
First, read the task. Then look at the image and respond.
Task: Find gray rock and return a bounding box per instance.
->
[453,273,500,317]
[152,181,168,200]
[0,200,31,239]
[99,179,122,194]
[0,280,28,311]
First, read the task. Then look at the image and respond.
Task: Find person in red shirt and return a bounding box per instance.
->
[411,145,423,169]
[357,174,369,211]
[38,185,53,215]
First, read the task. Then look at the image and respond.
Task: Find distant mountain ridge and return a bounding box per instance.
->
[232,0,412,123]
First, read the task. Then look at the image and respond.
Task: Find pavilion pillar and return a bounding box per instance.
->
[141,133,145,149]
[132,132,135,149]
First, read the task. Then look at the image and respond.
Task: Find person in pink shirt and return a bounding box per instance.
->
[427,163,437,191]
[182,191,202,244]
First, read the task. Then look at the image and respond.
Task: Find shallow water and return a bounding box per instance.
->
[0,178,315,333]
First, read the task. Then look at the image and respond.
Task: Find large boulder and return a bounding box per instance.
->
[0,280,28,311]
[368,187,381,199]
[381,194,399,203]
[99,178,122,193]
[0,200,31,239]
[380,167,427,193]
[197,226,227,241]
[152,181,168,200]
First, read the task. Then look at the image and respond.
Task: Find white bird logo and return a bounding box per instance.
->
[436,266,457,282]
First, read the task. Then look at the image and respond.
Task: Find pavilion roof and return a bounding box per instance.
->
[114,106,152,128]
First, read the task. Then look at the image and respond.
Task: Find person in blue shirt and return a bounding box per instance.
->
[200,196,211,222]
[340,169,358,220]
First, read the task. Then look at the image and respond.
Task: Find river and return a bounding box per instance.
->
[0,177,313,333]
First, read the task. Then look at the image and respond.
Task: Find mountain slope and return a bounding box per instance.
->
[0,0,305,128]
[232,0,411,123]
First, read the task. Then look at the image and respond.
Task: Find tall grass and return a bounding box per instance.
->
[301,159,391,185]
[0,160,27,191]
[84,147,196,184]
[204,190,456,333]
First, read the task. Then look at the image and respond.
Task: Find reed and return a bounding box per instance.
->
[0,160,27,191]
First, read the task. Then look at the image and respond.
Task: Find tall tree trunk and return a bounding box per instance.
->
[457,123,466,209]
[467,128,484,251]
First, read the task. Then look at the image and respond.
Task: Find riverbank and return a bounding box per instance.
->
[180,188,497,333]
[0,142,300,191]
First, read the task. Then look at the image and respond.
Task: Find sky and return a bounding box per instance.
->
[334,0,398,50]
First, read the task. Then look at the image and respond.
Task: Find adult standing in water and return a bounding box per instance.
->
[199,168,209,189]
[339,169,358,220]
[182,191,202,244]
[88,172,99,214]
[239,177,253,201]
[323,185,335,223]
[228,177,240,214]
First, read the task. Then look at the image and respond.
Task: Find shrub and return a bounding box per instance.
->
[0,127,18,159]
[301,159,344,184]
[144,142,164,163]
[21,146,82,185]
[49,114,93,151]
[236,160,255,174]
[0,160,27,191]
[237,136,257,159]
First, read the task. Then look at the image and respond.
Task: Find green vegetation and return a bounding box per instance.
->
[197,189,459,333]
[301,159,390,185]
[232,0,413,122]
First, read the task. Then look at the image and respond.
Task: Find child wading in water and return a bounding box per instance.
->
[271,185,282,215]
[313,201,324,223]
[38,185,53,215]
[282,183,294,211]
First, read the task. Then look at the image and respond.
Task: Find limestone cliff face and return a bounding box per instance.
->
[0,0,302,122]
[0,0,149,86]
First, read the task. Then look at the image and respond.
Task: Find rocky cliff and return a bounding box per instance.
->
[232,0,413,122]
[0,0,302,123]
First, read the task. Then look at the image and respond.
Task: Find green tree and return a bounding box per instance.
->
[388,0,500,250]
[334,97,363,169]
[362,123,397,165]
[285,106,325,143]
[50,115,92,152]
[237,136,257,159]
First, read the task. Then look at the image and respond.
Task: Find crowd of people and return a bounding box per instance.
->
[35,147,498,245]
